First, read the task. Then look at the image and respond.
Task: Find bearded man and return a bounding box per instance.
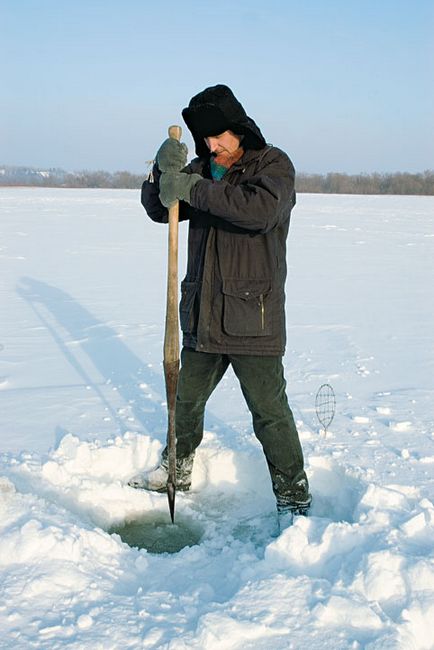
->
[130,84,311,529]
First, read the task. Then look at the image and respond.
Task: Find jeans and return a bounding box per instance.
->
[165,347,309,501]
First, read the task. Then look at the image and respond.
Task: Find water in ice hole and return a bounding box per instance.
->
[109,511,204,554]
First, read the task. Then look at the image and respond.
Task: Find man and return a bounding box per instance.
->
[130,84,311,528]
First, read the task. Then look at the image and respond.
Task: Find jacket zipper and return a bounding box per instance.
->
[259,294,265,330]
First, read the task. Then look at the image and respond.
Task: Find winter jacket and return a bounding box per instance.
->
[141,85,296,356]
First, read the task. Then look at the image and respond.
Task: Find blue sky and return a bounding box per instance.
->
[1,0,433,173]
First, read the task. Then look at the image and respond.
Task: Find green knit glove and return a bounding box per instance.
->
[159,172,202,208]
[156,138,188,172]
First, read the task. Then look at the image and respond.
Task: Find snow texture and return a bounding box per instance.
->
[0,188,433,649]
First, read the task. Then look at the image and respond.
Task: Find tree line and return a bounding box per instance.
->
[1,166,433,195]
[296,171,434,195]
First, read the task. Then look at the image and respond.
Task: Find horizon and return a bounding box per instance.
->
[1,0,433,175]
[1,162,433,177]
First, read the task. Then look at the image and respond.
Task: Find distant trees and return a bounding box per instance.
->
[295,171,434,195]
[62,170,144,189]
[63,170,113,188]
[1,165,433,195]
[0,166,145,189]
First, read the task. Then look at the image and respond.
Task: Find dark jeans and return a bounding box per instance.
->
[167,347,309,500]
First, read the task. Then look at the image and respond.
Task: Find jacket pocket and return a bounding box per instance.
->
[180,280,198,335]
[222,279,272,337]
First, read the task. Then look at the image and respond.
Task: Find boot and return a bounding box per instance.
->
[276,488,312,531]
[128,452,195,492]
[269,464,312,531]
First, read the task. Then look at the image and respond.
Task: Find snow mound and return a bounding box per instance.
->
[1,432,434,648]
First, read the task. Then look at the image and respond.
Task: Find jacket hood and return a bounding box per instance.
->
[182,84,266,157]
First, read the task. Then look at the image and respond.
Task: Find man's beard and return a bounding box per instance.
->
[212,146,240,158]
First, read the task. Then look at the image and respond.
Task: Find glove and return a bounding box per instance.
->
[156,138,188,172]
[159,172,202,208]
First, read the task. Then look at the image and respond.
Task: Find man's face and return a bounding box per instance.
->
[204,130,242,156]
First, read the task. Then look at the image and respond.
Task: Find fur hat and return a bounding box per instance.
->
[182,84,266,157]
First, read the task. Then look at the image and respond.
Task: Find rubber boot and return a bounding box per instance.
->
[128,453,195,492]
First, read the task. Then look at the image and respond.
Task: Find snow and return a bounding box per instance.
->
[1,187,434,649]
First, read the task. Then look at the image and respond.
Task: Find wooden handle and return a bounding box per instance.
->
[168,125,182,141]
[164,124,182,523]
[163,124,182,366]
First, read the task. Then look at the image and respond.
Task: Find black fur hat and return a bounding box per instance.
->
[182,84,266,157]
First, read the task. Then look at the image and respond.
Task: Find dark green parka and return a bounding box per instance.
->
[141,85,296,356]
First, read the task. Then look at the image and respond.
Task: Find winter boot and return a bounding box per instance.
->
[270,466,312,532]
[128,453,195,493]
[276,489,312,532]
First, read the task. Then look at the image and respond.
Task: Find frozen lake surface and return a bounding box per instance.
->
[0,188,433,649]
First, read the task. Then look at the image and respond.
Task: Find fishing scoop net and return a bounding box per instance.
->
[315,383,336,436]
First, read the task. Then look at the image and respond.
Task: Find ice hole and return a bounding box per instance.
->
[109,512,204,554]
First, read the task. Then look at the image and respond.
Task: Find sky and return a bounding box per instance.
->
[1,0,433,174]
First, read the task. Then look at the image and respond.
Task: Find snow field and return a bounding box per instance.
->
[1,430,434,649]
[1,188,434,648]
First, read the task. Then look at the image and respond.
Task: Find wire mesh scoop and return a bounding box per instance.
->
[315,383,336,436]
